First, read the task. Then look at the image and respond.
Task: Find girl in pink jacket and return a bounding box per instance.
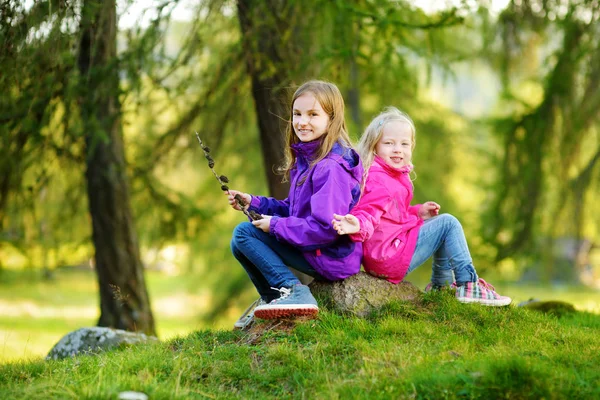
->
[332,107,511,306]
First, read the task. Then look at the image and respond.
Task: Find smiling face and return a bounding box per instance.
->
[292,92,330,142]
[375,120,413,169]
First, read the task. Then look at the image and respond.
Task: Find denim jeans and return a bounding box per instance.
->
[406,214,478,285]
[231,222,324,302]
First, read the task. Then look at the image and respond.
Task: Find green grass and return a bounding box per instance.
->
[1,292,599,399]
[2,266,600,365]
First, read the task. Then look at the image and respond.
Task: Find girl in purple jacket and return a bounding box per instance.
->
[333,107,511,306]
[227,80,363,326]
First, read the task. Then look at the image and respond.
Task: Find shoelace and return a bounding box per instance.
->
[270,287,292,301]
[477,278,495,291]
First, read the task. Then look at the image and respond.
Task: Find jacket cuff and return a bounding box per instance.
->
[270,216,281,238]
[249,195,261,211]
[409,204,422,217]
[349,229,365,242]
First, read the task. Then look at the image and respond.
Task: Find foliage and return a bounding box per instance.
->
[0,0,84,269]
[1,294,600,398]
[482,0,600,261]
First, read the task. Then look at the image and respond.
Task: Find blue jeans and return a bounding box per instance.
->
[406,214,478,285]
[231,222,324,302]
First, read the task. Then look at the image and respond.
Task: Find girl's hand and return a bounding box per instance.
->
[332,213,360,235]
[226,190,251,211]
[419,201,440,220]
[252,215,272,232]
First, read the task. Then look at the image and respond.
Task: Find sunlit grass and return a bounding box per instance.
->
[501,284,600,313]
[1,294,599,399]
[406,266,600,313]
[1,267,599,364]
[0,269,221,363]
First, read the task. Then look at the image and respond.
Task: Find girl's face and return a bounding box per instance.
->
[375,121,413,169]
[292,93,330,142]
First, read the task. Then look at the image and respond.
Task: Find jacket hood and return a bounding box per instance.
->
[292,140,363,184]
[330,141,363,184]
[291,139,321,159]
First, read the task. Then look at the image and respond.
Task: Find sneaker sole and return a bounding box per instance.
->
[254,306,318,320]
[457,297,512,307]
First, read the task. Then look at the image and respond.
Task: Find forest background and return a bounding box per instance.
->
[1,0,600,363]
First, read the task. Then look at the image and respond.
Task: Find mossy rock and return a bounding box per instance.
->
[47,327,158,360]
[310,271,421,317]
[519,299,577,317]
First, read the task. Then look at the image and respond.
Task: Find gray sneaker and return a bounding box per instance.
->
[233,298,265,330]
[254,284,319,319]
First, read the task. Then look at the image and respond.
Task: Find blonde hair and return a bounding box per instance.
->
[357,106,416,173]
[279,80,352,180]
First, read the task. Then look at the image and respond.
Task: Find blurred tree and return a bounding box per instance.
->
[237,0,294,199]
[237,0,465,198]
[0,0,83,271]
[484,0,600,266]
[78,0,155,334]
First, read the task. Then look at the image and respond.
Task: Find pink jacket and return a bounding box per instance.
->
[349,156,423,283]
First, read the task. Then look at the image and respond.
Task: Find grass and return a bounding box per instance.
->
[1,266,600,364]
[1,292,599,399]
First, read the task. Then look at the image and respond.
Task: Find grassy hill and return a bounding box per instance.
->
[1,292,599,399]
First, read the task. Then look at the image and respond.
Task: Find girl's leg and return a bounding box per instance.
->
[231,222,323,301]
[407,214,477,285]
[407,215,511,306]
[429,245,455,287]
[231,241,279,302]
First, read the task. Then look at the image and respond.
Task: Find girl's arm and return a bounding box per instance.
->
[248,195,290,217]
[416,201,440,220]
[346,180,392,242]
[332,213,360,235]
[269,160,357,250]
[408,204,422,217]
[226,190,251,211]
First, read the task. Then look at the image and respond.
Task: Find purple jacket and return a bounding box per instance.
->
[248,140,363,281]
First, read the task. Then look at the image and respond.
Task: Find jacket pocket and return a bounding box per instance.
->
[392,238,406,251]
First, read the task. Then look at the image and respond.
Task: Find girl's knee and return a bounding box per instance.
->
[439,213,460,228]
[232,222,254,244]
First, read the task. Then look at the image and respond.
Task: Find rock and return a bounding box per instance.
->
[118,392,149,400]
[46,327,158,360]
[518,298,577,316]
[517,298,541,307]
[309,271,421,317]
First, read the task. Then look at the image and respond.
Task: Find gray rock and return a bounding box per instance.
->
[46,327,158,360]
[118,392,149,400]
[309,271,421,317]
[517,298,541,307]
[517,299,577,316]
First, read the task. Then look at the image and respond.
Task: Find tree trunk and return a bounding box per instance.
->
[347,21,362,132]
[78,0,155,335]
[237,0,292,199]
[237,0,315,284]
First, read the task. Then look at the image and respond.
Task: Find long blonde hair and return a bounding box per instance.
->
[279,80,352,181]
[357,106,416,174]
